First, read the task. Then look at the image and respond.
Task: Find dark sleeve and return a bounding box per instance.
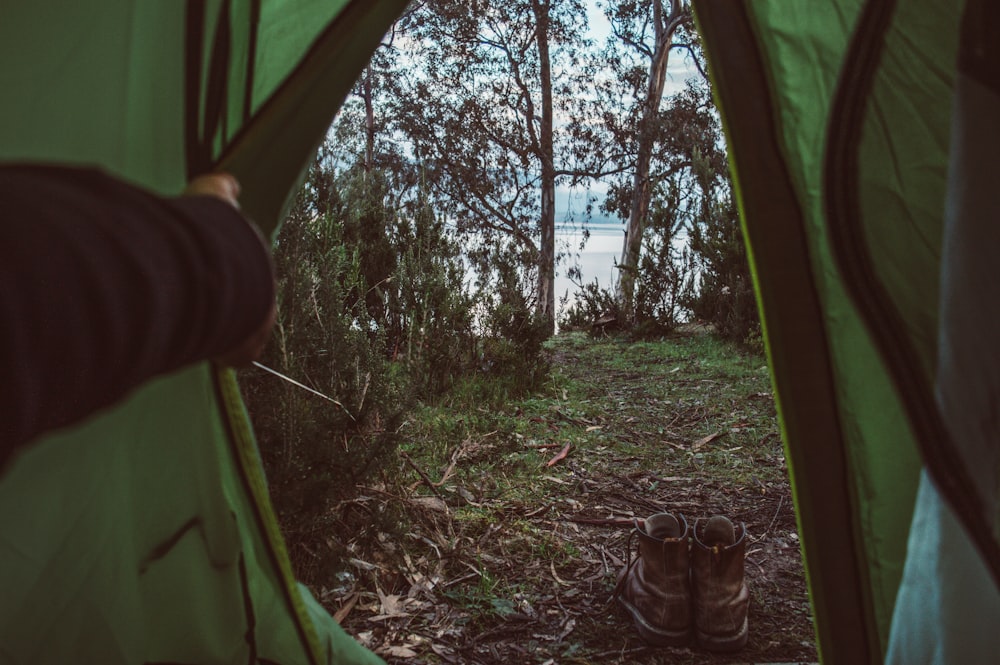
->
[0,165,275,461]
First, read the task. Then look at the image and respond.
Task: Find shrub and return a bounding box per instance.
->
[476,258,551,398]
[241,201,406,584]
[683,154,761,349]
[387,196,477,396]
[558,276,620,333]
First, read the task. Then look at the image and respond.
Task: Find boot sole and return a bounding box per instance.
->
[696,616,749,652]
[616,596,693,647]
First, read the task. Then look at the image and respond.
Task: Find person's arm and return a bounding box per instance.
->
[0,165,275,462]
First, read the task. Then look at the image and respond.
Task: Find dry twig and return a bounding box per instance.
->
[400,450,446,501]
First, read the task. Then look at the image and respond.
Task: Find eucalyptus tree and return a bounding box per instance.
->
[596,0,702,323]
[394,0,596,334]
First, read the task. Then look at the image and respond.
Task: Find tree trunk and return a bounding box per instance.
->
[617,0,685,323]
[362,64,375,177]
[533,0,556,335]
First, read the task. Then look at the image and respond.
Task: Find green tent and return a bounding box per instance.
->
[2,1,998,663]
[694,1,1000,663]
[0,2,407,663]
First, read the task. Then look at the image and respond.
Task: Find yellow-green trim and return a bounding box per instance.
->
[214,366,326,665]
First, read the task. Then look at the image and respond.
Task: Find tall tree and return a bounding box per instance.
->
[532,0,557,328]
[601,0,689,323]
[395,0,593,334]
[588,76,726,331]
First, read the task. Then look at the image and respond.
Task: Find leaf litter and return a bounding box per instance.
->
[298,332,817,664]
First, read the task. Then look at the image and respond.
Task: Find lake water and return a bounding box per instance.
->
[554,222,622,318]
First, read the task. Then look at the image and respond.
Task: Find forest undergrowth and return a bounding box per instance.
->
[254,330,817,664]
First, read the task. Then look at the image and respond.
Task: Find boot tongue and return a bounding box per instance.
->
[645,513,682,540]
[701,515,736,547]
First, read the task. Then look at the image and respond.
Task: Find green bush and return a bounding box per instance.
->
[558,276,620,333]
[683,154,761,349]
[630,177,695,337]
[387,196,477,396]
[241,201,407,584]
[242,153,551,582]
[559,181,692,339]
[476,259,551,398]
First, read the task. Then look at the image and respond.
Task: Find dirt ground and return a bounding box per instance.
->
[310,334,818,664]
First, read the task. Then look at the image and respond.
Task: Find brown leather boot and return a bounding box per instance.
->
[691,515,750,651]
[616,512,693,646]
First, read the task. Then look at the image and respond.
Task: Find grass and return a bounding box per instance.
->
[307,330,813,664]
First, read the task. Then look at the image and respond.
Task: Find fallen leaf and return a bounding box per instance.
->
[524,503,551,518]
[541,475,568,484]
[348,557,380,572]
[456,486,478,504]
[691,431,726,451]
[431,644,457,660]
[545,442,572,467]
[332,592,359,624]
[380,645,419,658]
[559,617,577,641]
[585,425,602,432]
[377,590,407,616]
[550,561,571,586]
[408,495,450,512]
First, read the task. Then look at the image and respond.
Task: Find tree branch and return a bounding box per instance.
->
[670,42,709,83]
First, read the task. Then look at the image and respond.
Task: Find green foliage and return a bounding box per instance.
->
[388,194,477,396]
[565,73,759,347]
[242,138,554,582]
[558,276,619,333]
[684,152,761,349]
[475,258,551,399]
[560,177,693,338]
[395,0,597,327]
[237,4,765,592]
[630,176,697,336]
[241,184,406,581]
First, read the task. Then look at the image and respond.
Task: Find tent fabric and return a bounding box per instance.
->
[696,0,1000,663]
[887,17,1000,662]
[930,0,1000,584]
[0,1,407,663]
[692,4,910,661]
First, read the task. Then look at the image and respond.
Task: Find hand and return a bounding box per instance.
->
[183,172,242,209]
[184,173,276,368]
